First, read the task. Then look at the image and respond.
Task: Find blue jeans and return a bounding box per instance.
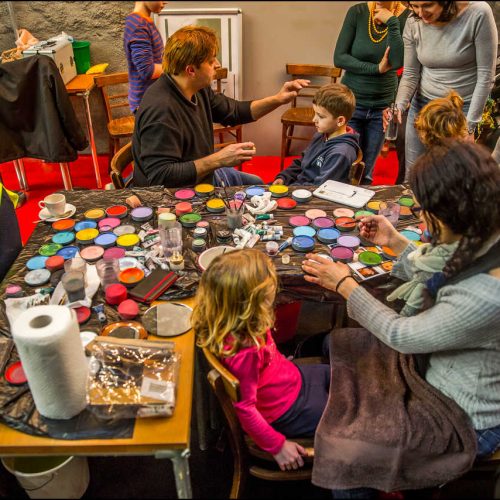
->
[214,167,263,187]
[476,424,500,458]
[348,106,386,184]
[405,94,470,182]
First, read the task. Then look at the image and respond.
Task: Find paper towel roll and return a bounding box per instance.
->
[11,305,88,419]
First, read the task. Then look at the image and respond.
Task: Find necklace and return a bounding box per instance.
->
[368,2,401,44]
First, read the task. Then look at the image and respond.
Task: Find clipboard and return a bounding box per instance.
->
[312,180,375,208]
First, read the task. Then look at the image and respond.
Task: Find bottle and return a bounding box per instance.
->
[385,103,399,141]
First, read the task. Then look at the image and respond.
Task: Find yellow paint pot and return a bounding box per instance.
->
[366,200,382,213]
[195,183,215,197]
[206,198,225,213]
[269,185,289,197]
[84,208,105,221]
[116,233,140,250]
[76,228,99,245]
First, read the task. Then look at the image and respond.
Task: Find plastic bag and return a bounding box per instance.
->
[86,338,181,419]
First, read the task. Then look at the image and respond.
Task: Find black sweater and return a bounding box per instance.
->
[132,74,254,188]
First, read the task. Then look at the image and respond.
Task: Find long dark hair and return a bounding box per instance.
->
[410,140,500,280]
[407,1,459,23]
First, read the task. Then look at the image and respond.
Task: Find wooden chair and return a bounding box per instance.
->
[110,142,133,189]
[202,347,315,499]
[349,148,365,186]
[94,72,135,170]
[280,64,342,171]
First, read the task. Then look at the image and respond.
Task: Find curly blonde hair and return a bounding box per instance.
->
[414,90,468,146]
[192,249,278,358]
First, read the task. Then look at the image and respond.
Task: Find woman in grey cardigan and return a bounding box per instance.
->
[387,1,497,180]
[302,141,500,462]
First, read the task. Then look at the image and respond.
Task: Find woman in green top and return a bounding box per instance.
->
[334,2,409,184]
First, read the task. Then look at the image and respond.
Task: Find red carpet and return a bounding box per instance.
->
[0,151,398,245]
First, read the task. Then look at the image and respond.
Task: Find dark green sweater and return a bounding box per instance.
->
[334,3,409,108]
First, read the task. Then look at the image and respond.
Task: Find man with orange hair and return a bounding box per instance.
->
[132,25,309,188]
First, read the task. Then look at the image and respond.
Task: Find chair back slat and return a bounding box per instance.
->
[110,141,133,189]
[203,347,241,402]
[94,72,131,123]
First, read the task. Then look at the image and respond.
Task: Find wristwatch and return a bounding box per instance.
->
[467,123,477,135]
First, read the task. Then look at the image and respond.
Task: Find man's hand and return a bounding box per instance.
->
[272,178,284,185]
[273,440,306,471]
[214,142,256,168]
[378,47,392,74]
[275,79,310,105]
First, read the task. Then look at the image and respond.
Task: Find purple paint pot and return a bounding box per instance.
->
[337,235,360,249]
[130,206,153,222]
[312,217,335,230]
[330,246,354,263]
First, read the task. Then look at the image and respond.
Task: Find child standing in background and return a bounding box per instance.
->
[192,249,330,471]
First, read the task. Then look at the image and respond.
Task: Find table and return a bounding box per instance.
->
[66,74,102,189]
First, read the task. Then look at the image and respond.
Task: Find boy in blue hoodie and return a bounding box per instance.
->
[273,83,360,186]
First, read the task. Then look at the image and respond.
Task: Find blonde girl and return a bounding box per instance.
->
[193,249,330,471]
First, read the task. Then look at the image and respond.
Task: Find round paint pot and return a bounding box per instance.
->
[5,284,24,299]
[355,210,373,219]
[335,216,357,232]
[158,212,177,230]
[291,189,312,203]
[175,201,193,217]
[80,245,105,263]
[106,205,128,219]
[105,283,128,305]
[45,255,65,272]
[39,243,63,257]
[52,219,75,232]
[277,197,297,210]
[196,220,210,229]
[206,198,225,213]
[56,245,79,260]
[26,255,48,271]
[103,247,126,260]
[289,215,311,228]
[216,230,232,244]
[269,184,289,198]
[312,217,335,230]
[5,361,27,385]
[118,299,140,320]
[197,246,236,272]
[142,303,193,337]
[74,220,97,232]
[291,235,315,253]
[98,217,121,231]
[330,246,354,263]
[400,229,421,241]
[113,224,136,237]
[75,306,91,325]
[94,233,117,248]
[179,213,202,228]
[130,206,153,223]
[193,227,208,240]
[337,235,360,250]
[315,253,334,263]
[293,225,316,238]
[399,206,413,220]
[101,321,148,340]
[25,268,51,286]
[381,246,397,260]
[317,228,340,245]
[192,238,207,252]
[366,200,382,213]
[118,268,145,288]
[358,251,383,267]
[52,231,75,246]
[333,207,355,219]
[174,188,196,200]
[398,196,414,207]
[76,228,99,245]
[84,208,105,221]
[305,208,327,220]
[119,257,140,271]
[194,183,215,198]
[246,186,266,197]
[116,233,140,250]
[265,241,279,256]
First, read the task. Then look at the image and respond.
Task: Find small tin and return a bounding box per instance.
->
[76,228,99,245]
[158,212,177,230]
[246,186,266,197]
[45,255,65,272]
[333,207,355,219]
[291,189,312,203]
[312,217,335,230]
[179,213,202,228]
[98,217,121,231]
[52,219,75,232]
[56,245,79,260]
[74,220,97,232]
[193,227,208,239]
[305,208,327,220]
[175,188,196,200]
[206,198,226,213]
[39,243,63,257]
[292,235,315,253]
[335,217,357,232]
[269,185,289,198]
[277,197,297,210]
[317,228,340,245]
[130,206,153,223]
[293,226,316,238]
[196,220,210,229]
[113,224,136,237]
[52,231,75,246]
[289,215,311,228]
[358,251,383,266]
[80,245,105,263]
[25,268,51,286]
[26,255,48,271]
[105,205,128,219]
[192,238,207,252]
[116,234,141,250]
[330,246,354,263]
[265,241,279,256]
[337,235,360,250]
[194,183,215,198]
[84,208,105,221]
[175,201,193,217]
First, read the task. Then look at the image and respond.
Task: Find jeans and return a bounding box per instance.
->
[405,94,470,182]
[214,167,263,187]
[348,105,386,184]
[476,424,500,458]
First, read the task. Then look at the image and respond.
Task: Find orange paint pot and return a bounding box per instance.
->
[52,219,75,232]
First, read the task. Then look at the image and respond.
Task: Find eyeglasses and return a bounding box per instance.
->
[410,205,423,218]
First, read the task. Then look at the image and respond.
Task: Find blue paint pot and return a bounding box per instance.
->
[56,245,79,260]
[26,255,49,271]
[94,233,117,248]
[75,220,97,232]
[292,226,316,238]
[317,228,340,245]
[52,231,75,246]
[291,235,315,253]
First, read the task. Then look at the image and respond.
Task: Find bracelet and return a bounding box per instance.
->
[335,275,355,294]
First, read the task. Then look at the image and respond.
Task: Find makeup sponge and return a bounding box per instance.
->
[118,299,140,320]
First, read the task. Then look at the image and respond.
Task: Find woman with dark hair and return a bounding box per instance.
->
[303,141,500,497]
[386,1,497,181]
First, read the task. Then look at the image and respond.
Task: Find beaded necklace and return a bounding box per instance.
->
[368,2,402,43]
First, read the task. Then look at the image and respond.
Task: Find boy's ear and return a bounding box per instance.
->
[337,115,347,127]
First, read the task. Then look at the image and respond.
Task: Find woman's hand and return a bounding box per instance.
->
[382,106,402,131]
[373,6,395,25]
[302,254,355,296]
[358,214,408,254]
[378,46,392,74]
[273,440,306,471]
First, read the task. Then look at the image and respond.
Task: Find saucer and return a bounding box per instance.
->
[38,203,76,222]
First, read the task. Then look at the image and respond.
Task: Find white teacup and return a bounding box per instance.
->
[38,193,66,217]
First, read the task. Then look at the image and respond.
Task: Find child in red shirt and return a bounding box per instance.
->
[193,249,330,471]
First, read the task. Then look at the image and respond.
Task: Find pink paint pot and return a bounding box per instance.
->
[330,246,354,263]
[289,215,311,228]
[174,189,196,200]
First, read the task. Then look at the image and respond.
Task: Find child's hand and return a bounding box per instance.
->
[272,178,284,185]
[273,440,305,471]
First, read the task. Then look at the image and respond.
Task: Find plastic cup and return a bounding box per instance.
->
[225,206,243,230]
[159,222,183,259]
[95,258,120,290]
[61,271,85,302]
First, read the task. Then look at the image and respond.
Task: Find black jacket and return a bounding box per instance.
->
[0,55,88,163]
